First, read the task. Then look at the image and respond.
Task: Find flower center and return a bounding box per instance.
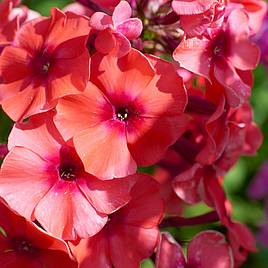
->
[116,107,129,122]
[12,238,34,255]
[211,31,228,57]
[32,51,51,76]
[59,165,77,181]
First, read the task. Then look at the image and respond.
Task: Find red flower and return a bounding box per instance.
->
[173,9,260,107]
[0,8,91,121]
[156,231,234,268]
[70,174,164,268]
[0,113,134,240]
[54,49,188,179]
[0,201,77,268]
[90,1,142,57]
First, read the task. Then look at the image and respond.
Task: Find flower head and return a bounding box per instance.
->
[0,8,91,121]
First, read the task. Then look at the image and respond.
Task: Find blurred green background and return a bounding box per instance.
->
[1,0,267,267]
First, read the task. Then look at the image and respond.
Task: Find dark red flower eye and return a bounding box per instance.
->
[116,107,129,122]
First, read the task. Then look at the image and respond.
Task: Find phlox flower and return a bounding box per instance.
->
[54,48,188,179]
[0,113,134,240]
[90,0,143,57]
[0,201,77,268]
[0,8,91,121]
[173,9,260,107]
[69,174,164,268]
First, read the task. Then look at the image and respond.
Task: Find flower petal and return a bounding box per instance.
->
[173,36,211,81]
[54,83,113,141]
[156,232,186,268]
[0,147,55,220]
[110,224,159,268]
[187,230,234,268]
[74,120,136,179]
[78,175,134,214]
[34,180,107,240]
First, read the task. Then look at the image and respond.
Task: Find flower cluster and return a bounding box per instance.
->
[0,0,266,267]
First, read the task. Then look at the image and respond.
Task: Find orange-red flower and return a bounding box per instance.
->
[0,201,77,268]
[54,49,188,179]
[0,8,91,121]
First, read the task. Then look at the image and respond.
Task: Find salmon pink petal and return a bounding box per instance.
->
[0,147,55,219]
[1,86,36,121]
[229,39,260,71]
[95,28,116,54]
[173,37,211,81]
[34,180,107,240]
[8,112,63,163]
[136,55,187,116]
[187,231,234,268]
[47,8,91,51]
[127,116,188,166]
[112,32,131,57]
[112,0,132,25]
[14,17,50,54]
[116,18,143,40]
[90,11,113,30]
[156,232,186,268]
[227,10,259,70]
[48,51,89,102]
[77,175,133,214]
[214,59,250,107]
[54,83,113,141]
[90,49,154,102]
[52,35,90,59]
[0,80,24,102]
[7,84,47,121]
[74,121,137,179]
[172,0,214,15]
[227,9,250,40]
[110,224,159,268]
[69,232,111,268]
[117,174,164,228]
[0,46,31,83]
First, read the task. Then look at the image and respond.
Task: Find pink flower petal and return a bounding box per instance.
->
[34,180,107,240]
[213,58,251,107]
[116,18,142,40]
[77,175,134,214]
[116,174,164,228]
[74,120,137,179]
[127,116,188,166]
[110,224,159,268]
[187,230,234,268]
[8,112,63,163]
[156,232,186,268]
[136,55,187,116]
[0,147,55,219]
[69,232,111,268]
[48,51,89,102]
[54,82,113,141]
[90,49,155,102]
[173,36,211,81]
[90,11,113,30]
[113,0,132,26]
[95,28,116,54]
